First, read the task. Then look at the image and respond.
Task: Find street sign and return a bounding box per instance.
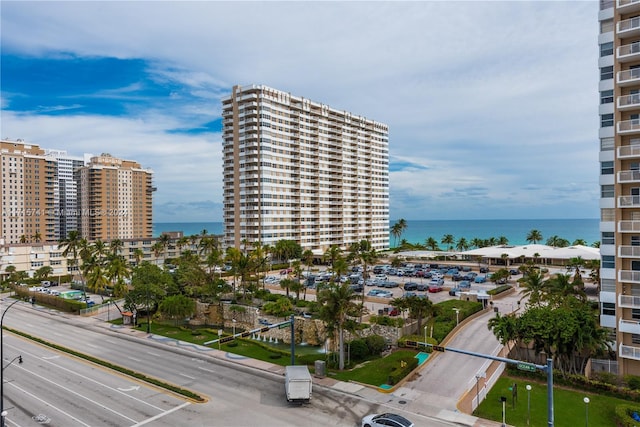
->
[278,322,291,329]
[432,345,445,352]
[516,362,537,372]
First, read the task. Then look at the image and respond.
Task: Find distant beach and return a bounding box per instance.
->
[154,218,600,247]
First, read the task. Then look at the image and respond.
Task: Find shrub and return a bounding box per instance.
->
[626,375,640,391]
[614,404,640,427]
[365,335,387,356]
[387,356,418,385]
[369,315,404,327]
[487,285,512,295]
[349,339,369,361]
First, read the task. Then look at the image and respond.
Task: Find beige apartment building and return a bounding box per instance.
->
[221,84,389,254]
[0,140,57,244]
[75,154,154,241]
[598,0,640,377]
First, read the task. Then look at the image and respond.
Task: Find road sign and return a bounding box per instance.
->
[241,331,252,338]
[516,362,537,372]
[432,345,445,352]
[219,336,235,344]
[278,322,291,329]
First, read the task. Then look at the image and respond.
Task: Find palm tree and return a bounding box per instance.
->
[424,237,440,251]
[151,242,164,267]
[323,245,343,271]
[470,237,484,249]
[59,230,86,285]
[390,223,403,248]
[32,231,42,243]
[497,235,509,246]
[133,248,144,266]
[441,234,455,251]
[318,282,361,370]
[455,237,469,252]
[518,269,547,307]
[572,238,587,246]
[109,239,124,256]
[106,253,131,300]
[526,229,543,244]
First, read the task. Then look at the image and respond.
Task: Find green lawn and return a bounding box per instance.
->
[330,350,419,386]
[476,376,638,427]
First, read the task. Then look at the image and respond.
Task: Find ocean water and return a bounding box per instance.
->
[154,218,600,247]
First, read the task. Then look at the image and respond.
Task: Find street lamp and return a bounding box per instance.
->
[584,396,590,427]
[1,300,19,427]
[526,384,532,426]
[500,396,507,427]
[453,308,460,326]
[424,325,428,346]
[232,319,236,336]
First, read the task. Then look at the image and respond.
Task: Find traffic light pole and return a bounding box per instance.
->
[421,341,554,427]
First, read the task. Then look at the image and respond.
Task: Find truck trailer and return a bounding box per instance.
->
[284,365,312,403]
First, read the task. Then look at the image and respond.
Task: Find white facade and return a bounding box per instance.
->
[221,84,389,253]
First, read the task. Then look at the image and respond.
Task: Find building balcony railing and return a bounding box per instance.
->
[619,220,640,233]
[618,16,640,37]
[620,294,640,308]
[619,195,640,207]
[618,41,640,62]
[619,93,640,111]
[619,245,640,257]
[620,269,640,283]
[618,118,640,134]
[619,0,640,13]
[620,318,640,335]
[620,344,640,360]
[618,144,640,158]
[618,170,640,183]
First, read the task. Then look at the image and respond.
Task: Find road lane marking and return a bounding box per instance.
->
[197,367,216,373]
[127,356,142,362]
[179,373,196,380]
[85,343,98,349]
[147,352,161,357]
[117,385,141,392]
[130,402,191,427]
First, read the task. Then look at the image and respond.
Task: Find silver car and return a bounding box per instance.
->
[361,413,414,427]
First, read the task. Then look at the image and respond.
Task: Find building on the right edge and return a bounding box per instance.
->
[598,0,640,376]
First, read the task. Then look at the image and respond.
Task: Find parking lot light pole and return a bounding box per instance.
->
[583,397,590,427]
[526,384,532,426]
[1,300,19,427]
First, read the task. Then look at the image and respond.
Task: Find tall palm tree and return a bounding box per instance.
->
[323,245,343,272]
[109,239,124,256]
[441,234,455,251]
[390,223,403,248]
[318,282,361,370]
[518,269,547,307]
[526,229,543,244]
[424,237,440,251]
[59,230,86,285]
[133,248,144,266]
[455,237,469,252]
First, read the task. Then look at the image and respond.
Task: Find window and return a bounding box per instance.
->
[601,278,616,292]
[601,184,614,198]
[602,302,615,316]
[601,137,615,151]
[601,66,614,81]
[602,113,614,127]
[602,232,615,245]
[601,161,614,175]
[601,90,614,104]
[602,255,615,269]
[600,42,614,57]
[601,208,615,221]
[601,18,614,33]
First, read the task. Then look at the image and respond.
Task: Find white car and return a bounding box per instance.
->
[362,413,414,427]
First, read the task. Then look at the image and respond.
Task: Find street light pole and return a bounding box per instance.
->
[583,397,590,427]
[526,384,532,426]
[424,325,427,346]
[1,299,19,427]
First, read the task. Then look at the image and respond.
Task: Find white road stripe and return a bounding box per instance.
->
[127,356,142,362]
[130,402,191,427]
[179,373,196,380]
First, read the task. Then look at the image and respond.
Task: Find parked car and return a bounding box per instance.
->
[428,284,443,293]
[451,274,463,281]
[416,283,428,291]
[382,281,399,288]
[362,413,414,427]
[474,275,487,283]
[388,307,400,316]
[403,282,418,291]
[459,280,471,289]
[429,278,444,286]
[403,292,417,298]
[349,283,364,293]
[509,269,521,275]
[480,267,489,273]
[449,287,461,296]
[367,289,382,297]
[377,290,393,298]
[279,268,292,275]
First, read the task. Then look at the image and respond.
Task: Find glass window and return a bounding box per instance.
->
[601,184,615,198]
[601,19,614,33]
[602,255,615,269]
[601,278,616,292]
[601,232,614,245]
[601,137,615,151]
[602,302,616,316]
[601,161,614,175]
[602,113,614,127]
[601,42,614,57]
[600,66,613,80]
[600,0,613,10]
[601,90,614,104]
[601,208,615,221]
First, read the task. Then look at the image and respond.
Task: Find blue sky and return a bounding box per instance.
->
[1,1,599,222]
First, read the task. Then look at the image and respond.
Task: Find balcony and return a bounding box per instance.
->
[619,318,640,334]
[619,0,640,12]
[618,118,640,134]
[619,195,640,207]
[618,68,640,87]
[619,220,640,232]
[620,294,640,308]
[618,170,640,183]
[620,344,640,361]
[617,41,640,62]
[618,144,640,158]
[619,93,640,111]
[619,245,640,257]
[620,269,640,283]
[618,16,640,37]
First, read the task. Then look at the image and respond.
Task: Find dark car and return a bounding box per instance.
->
[416,283,428,291]
[480,267,489,273]
[349,283,364,293]
[449,287,461,296]
[403,282,418,291]
[452,274,463,281]
[509,269,521,275]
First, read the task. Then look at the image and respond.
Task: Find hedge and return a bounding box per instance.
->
[614,404,640,427]
[387,356,418,385]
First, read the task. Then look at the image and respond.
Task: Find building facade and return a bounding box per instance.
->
[598,0,640,376]
[76,153,154,241]
[221,84,389,254]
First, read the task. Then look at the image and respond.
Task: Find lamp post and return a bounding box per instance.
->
[583,397,590,427]
[475,375,481,409]
[146,283,151,333]
[526,384,532,426]
[232,319,236,336]
[453,308,460,326]
[424,325,428,346]
[1,299,19,427]
[500,396,507,427]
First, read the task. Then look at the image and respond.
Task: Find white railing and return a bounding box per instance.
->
[618,170,640,182]
[618,93,640,109]
[618,68,640,84]
[618,41,640,58]
[619,319,640,334]
[619,269,640,283]
[620,294,640,308]
[618,144,640,158]
[619,245,640,257]
[620,344,640,360]
[618,119,640,133]
[618,16,640,33]
[619,195,640,207]
[619,220,640,232]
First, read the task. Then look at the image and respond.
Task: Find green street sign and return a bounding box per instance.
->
[278,322,291,329]
[516,362,537,372]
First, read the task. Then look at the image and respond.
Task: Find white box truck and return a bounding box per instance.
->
[284,365,312,403]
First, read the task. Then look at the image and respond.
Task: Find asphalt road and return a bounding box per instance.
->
[0,300,462,427]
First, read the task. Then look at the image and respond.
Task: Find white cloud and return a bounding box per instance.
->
[1,1,600,221]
